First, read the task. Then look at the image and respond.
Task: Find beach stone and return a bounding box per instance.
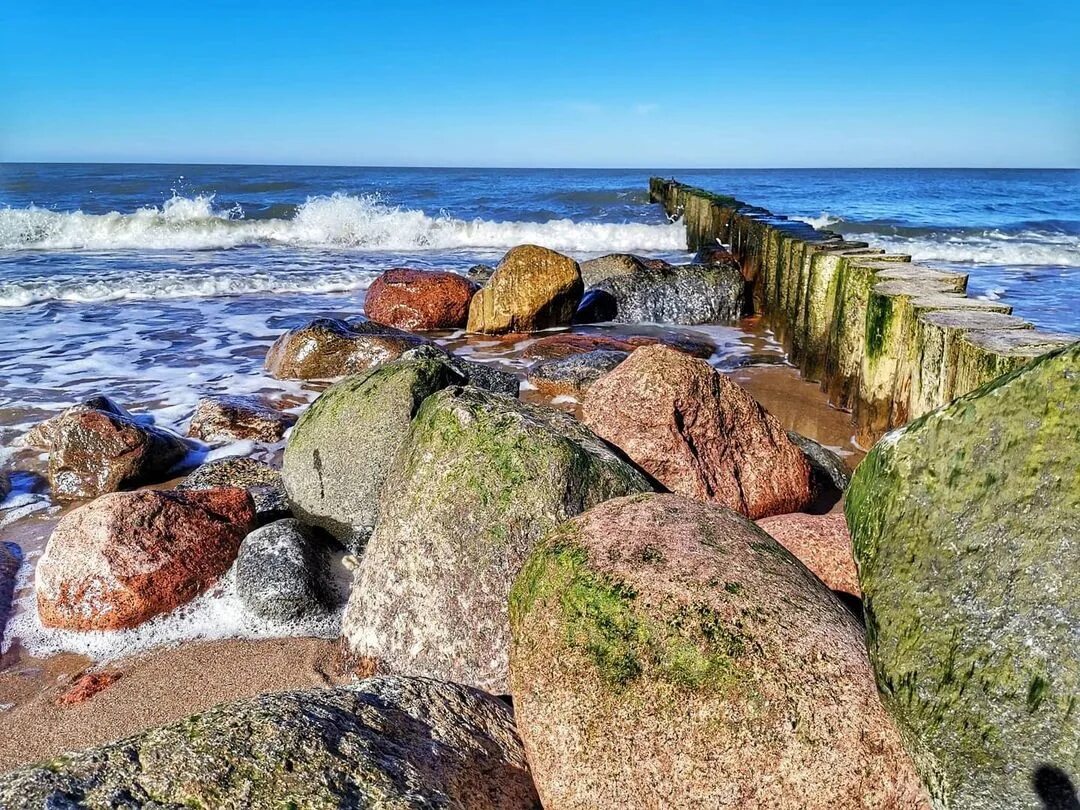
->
[36,488,255,631]
[756,511,859,598]
[57,671,122,706]
[235,519,333,624]
[186,394,296,443]
[508,493,928,809]
[845,341,1080,808]
[0,677,540,810]
[581,261,744,325]
[0,542,21,638]
[264,317,429,380]
[466,245,583,334]
[467,263,496,284]
[22,394,131,451]
[47,409,193,501]
[178,456,289,524]
[526,349,627,397]
[283,355,460,550]
[402,344,521,397]
[522,331,714,362]
[582,345,813,519]
[364,267,479,331]
[787,429,852,493]
[578,252,652,288]
[342,385,652,693]
[693,245,738,265]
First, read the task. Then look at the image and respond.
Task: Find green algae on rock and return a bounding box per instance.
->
[846,341,1080,809]
[509,493,928,809]
[341,385,653,694]
[0,677,541,810]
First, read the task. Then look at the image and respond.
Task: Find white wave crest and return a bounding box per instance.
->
[0,192,687,253]
[792,211,841,230]
[869,230,1080,267]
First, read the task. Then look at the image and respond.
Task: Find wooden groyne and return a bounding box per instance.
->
[649,178,1076,444]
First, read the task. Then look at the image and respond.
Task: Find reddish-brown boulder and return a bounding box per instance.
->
[22,395,131,451]
[522,331,714,362]
[582,345,812,519]
[48,410,193,501]
[36,488,256,630]
[264,318,429,380]
[186,395,296,443]
[56,671,122,705]
[364,268,478,331]
[509,494,929,809]
[756,511,860,597]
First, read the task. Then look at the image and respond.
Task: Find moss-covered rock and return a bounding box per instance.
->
[846,341,1080,808]
[342,386,652,693]
[0,677,541,809]
[509,493,928,809]
[282,355,460,550]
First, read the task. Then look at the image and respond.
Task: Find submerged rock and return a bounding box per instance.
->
[526,349,627,397]
[578,261,744,325]
[522,330,714,362]
[364,267,479,331]
[36,488,255,631]
[1,542,21,638]
[22,394,131,451]
[467,245,583,334]
[178,456,289,524]
[342,386,652,693]
[264,317,429,380]
[0,677,541,810]
[846,342,1080,808]
[235,518,335,624]
[582,345,813,519]
[186,394,296,443]
[282,355,460,550]
[756,511,860,598]
[509,494,928,809]
[48,409,193,501]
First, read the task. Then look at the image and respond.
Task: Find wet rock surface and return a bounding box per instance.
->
[787,429,851,493]
[0,677,541,810]
[467,245,584,334]
[364,267,479,331]
[522,330,714,362]
[579,261,744,325]
[186,395,296,443]
[178,456,290,524]
[756,511,860,598]
[526,349,627,397]
[0,542,22,637]
[22,394,132,451]
[264,317,429,380]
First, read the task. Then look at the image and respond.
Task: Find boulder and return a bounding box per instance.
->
[235,519,335,624]
[178,456,289,524]
[522,331,714,362]
[264,317,428,380]
[578,253,651,288]
[1,542,21,637]
[0,677,540,810]
[364,267,479,331]
[526,349,627,397]
[787,429,852,493]
[186,395,296,443]
[22,394,131,451]
[342,386,652,693]
[582,345,813,519]
[467,263,496,284]
[579,261,744,325]
[756,511,860,598]
[48,409,193,501]
[467,245,583,334]
[845,342,1080,808]
[36,488,255,631]
[402,344,521,398]
[282,355,461,550]
[509,493,928,809]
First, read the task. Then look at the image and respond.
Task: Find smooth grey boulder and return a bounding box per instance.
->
[527,349,628,396]
[0,677,541,810]
[235,519,335,624]
[578,262,744,325]
[178,456,290,524]
[786,429,851,493]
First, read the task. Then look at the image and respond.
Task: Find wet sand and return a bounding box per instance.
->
[0,315,861,771]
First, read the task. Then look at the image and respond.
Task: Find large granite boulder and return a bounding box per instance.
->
[509,494,928,809]
[582,345,813,519]
[846,342,1080,808]
[264,317,428,380]
[0,677,540,810]
[47,409,193,501]
[282,355,460,550]
[36,488,255,630]
[235,518,336,624]
[22,394,131,451]
[522,330,714,362]
[527,349,627,397]
[342,386,652,693]
[178,456,290,524]
[186,394,296,443]
[466,245,583,334]
[756,511,860,598]
[364,267,479,331]
[577,261,744,325]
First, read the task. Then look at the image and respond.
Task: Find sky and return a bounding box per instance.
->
[1,1,1077,167]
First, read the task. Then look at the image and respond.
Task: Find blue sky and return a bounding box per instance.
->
[1,1,1077,167]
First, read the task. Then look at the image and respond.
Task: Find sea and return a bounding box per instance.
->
[0,164,1078,660]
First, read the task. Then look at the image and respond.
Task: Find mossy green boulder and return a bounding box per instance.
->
[0,677,541,809]
[282,355,460,551]
[508,493,927,809]
[846,341,1080,808]
[342,385,652,693]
